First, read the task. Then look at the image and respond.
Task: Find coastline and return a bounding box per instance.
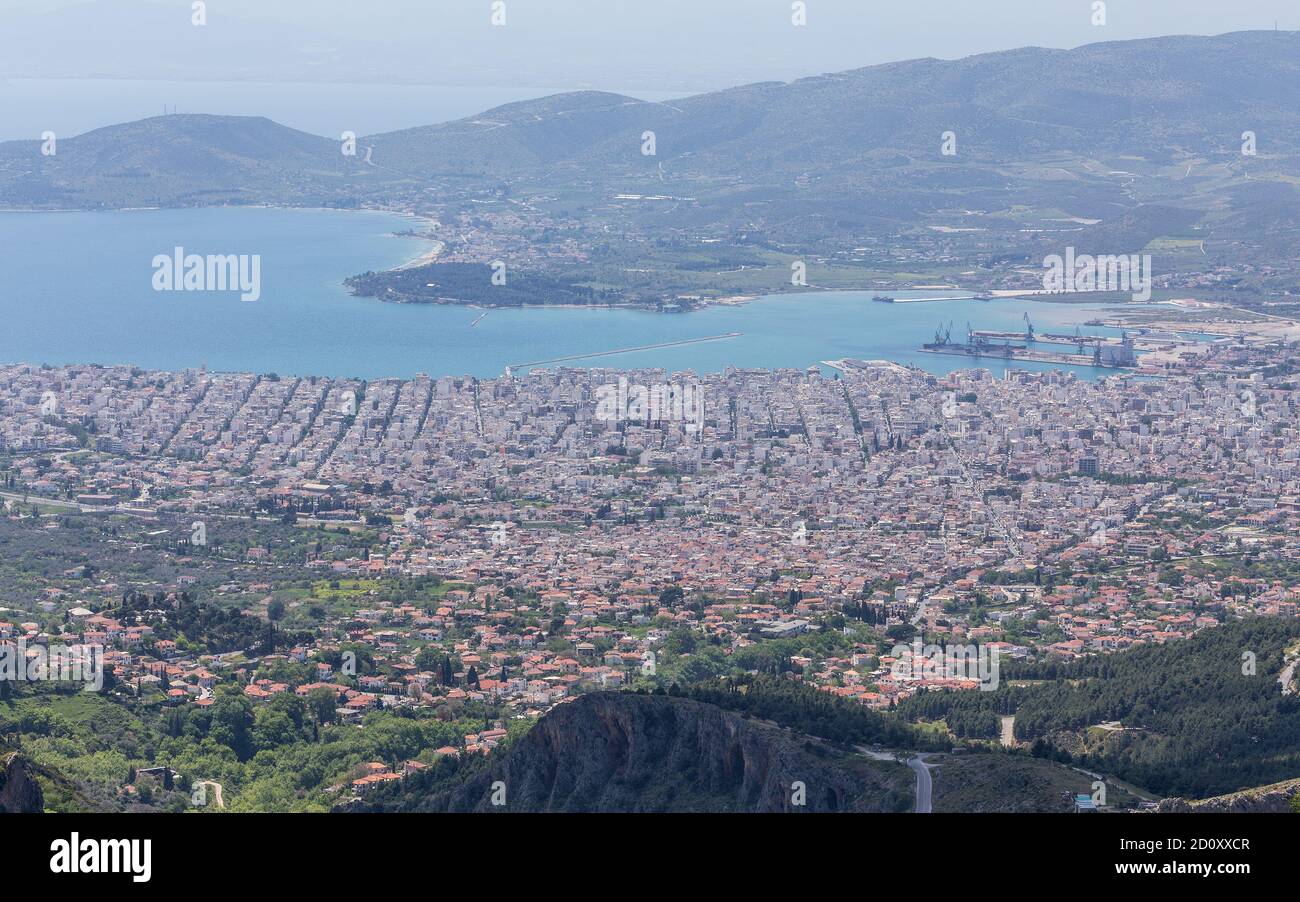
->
[394,237,444,270]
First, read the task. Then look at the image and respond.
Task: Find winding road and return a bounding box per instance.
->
[192,780,225,809]
[910,755,935,813]
[857,747,936,813]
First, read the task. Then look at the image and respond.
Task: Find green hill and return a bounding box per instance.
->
[898,617,1300,799]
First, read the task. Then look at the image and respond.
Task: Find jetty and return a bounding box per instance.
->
[920,318,1138,369]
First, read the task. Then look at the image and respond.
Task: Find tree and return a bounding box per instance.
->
[163,706,188,738]
[886,623,916,643]
[209,688,256,760]
[415,646,441,673]
[307,687,339,729]
[252,708,300,752]
[658,585,684,606]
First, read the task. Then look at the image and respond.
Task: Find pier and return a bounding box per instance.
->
[920,316,1138,369]
[876,294,992,303]
[921,345,1135,369]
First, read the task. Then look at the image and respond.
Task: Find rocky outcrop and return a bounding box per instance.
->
[1156,778,1300,813]
[415,692,911,813]
[0,751,45,813]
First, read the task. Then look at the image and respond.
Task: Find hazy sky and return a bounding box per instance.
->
[2,0,1298,91]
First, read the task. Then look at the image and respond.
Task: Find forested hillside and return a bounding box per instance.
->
[897,617,1300,797]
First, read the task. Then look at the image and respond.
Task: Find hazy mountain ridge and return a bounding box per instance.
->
[3,31,1298,306]
[361,31,1300,175]
[3,31,1297,211]
[361,91,659,176]
[0,114,360,208]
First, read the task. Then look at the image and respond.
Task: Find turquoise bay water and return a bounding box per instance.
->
[0,208,1126,380]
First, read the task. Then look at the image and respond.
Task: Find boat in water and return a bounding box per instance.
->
[872,294,895,303]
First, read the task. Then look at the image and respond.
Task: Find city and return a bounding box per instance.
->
[2,332,1296,806]
[1,0,1297,885]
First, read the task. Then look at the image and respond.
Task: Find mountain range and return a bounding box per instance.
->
[2,30,1298,300]
[4,31,1298,204]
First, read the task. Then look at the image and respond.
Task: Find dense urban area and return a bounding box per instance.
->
[2,331,1299,811]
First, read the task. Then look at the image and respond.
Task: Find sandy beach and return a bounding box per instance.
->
[395,239,444,270]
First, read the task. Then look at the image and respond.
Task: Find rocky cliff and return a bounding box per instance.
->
[414,692,912,813]
[1156,778,1300,813]
[0,751,45,813]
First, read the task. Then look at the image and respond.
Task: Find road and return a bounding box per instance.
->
[944,433,1023,559]
[1280,655,1299,696]
[857,747,935,813]
[910,597,928,627]
[1,490,90,512]
[910,755,934,813]
[193,780,225,809]
[0,489,158,516]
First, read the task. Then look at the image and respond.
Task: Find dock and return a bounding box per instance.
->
[883,295,989,303]
[920,345,1136,369]
[918,316,1139,368]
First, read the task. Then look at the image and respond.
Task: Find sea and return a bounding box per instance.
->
[0,207,1134,381]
